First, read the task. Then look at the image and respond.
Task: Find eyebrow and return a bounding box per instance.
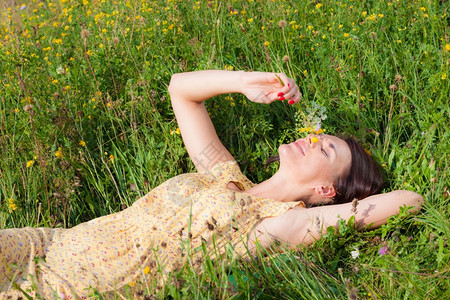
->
[322,135,338,157]
[328,142,337,157]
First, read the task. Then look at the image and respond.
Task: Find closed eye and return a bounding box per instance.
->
[321,148,328,157]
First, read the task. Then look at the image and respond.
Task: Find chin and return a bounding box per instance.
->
[277,145,289,164]
[278,144,291,157]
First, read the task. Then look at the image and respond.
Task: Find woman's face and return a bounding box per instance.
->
[278,134,352,197]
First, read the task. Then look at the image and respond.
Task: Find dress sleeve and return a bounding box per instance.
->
[207,161,255,190]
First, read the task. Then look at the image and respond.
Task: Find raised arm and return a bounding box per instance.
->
[248,190,423,251]
[168,70,300,172]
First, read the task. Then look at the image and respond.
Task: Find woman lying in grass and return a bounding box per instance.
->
[0,70,422,299]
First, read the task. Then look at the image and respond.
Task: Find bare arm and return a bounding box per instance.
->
[168,70,300,172]
[248,190,424,251]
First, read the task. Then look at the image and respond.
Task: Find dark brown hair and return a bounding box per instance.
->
[333,137,384,204]
[264,137,384,204]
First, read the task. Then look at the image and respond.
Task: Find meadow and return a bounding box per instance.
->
[0,0,448,298]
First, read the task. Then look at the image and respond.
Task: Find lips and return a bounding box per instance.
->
[294,140,306,156]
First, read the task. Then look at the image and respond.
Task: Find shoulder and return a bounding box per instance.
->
[206,160,255,190]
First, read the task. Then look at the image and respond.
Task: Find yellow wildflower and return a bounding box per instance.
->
[343,33,349,38]
[26,160,34,168]
[55,148,63,158]
[79,140,86,147]
[144,266,150,274]
[445,44,450,52]
[264,41,270,46]
[311,136,319,143]
[170,128,181,135]
[442,74,447,80]
[8,198,18,212]
[315,3,322,9]
[314,129,324,134]
[109,154,115,161]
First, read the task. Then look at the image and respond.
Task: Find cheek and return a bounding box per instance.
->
[303,156,336,180]
[279,145,336,181]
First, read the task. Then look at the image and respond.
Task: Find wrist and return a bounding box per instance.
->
[235,70,246,94]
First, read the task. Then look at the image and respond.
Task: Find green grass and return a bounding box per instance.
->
[0,0,448,298]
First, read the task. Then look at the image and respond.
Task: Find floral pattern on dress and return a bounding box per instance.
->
[0,161,304,299]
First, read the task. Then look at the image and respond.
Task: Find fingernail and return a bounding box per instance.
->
[279,96,285,101]
[277,92,284,97]
[288,100,294,105]
[287,83,291,88]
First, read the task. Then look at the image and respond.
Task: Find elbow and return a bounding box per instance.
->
[168,73,180,98]
[413,192,424,211]
[400,190,424,213]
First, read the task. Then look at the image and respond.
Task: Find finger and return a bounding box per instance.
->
[275,80,294,102]
[288,90,302,105]
[282,81,298,99]
[282,77,298,94]
[274,73,290,87]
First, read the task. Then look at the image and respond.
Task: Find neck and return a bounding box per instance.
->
[246,171,311,203]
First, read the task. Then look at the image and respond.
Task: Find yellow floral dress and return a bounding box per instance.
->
[0,161,304,299]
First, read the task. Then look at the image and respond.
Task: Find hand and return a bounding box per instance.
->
[240,72,301,105]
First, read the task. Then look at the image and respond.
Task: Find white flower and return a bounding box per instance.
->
[56,66,64,74]
[351,248,360,259]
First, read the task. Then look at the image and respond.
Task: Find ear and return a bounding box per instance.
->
[314,185,336,198]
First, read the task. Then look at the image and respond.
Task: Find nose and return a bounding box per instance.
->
[306,134,319,147]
